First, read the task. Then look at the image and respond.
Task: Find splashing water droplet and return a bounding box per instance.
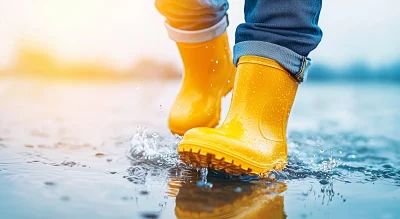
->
[200,167,208,182]
[197,168,213,188]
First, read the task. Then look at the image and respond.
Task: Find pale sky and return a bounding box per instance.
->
[0,0,399,69]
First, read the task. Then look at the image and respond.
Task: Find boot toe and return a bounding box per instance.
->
[168,110,220,136]
[168,97,221,135]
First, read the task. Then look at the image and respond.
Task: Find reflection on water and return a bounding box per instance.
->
[0,79,399,218]
[173,176,286,219]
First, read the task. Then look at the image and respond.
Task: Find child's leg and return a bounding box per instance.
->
[155,0,236,135]
[155,0,228,31]
[178,0,323,176]
[234,0,323,82]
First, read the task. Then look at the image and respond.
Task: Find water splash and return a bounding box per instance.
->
[283,131,400,186]
[126,127,400,189]
[127,126,181,168]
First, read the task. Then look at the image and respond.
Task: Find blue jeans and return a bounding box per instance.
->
[155,0,322,83]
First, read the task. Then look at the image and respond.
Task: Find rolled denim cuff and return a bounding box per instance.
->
[164,15,228,43]
[233,41,311,83]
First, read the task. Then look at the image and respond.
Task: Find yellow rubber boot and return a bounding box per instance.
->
[169,32,236,135]
[178,56,298,177]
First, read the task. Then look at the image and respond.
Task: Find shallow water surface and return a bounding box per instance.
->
[0,79,399,219]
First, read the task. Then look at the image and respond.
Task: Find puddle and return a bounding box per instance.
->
[0,79,399,218]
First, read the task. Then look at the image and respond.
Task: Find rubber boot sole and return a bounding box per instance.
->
[178,141,286,178]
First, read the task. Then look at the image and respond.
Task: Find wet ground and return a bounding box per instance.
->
[0,78,399,219]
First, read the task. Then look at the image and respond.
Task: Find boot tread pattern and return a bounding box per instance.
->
[179,149,270,178]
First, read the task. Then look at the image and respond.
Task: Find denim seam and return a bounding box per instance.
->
[294,57,307,83]
[164,15,228,43]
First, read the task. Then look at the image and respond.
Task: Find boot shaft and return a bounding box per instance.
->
[225,56,298,142]
[176,32,233,91]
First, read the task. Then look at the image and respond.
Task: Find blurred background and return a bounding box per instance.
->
[0,0,399,81]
